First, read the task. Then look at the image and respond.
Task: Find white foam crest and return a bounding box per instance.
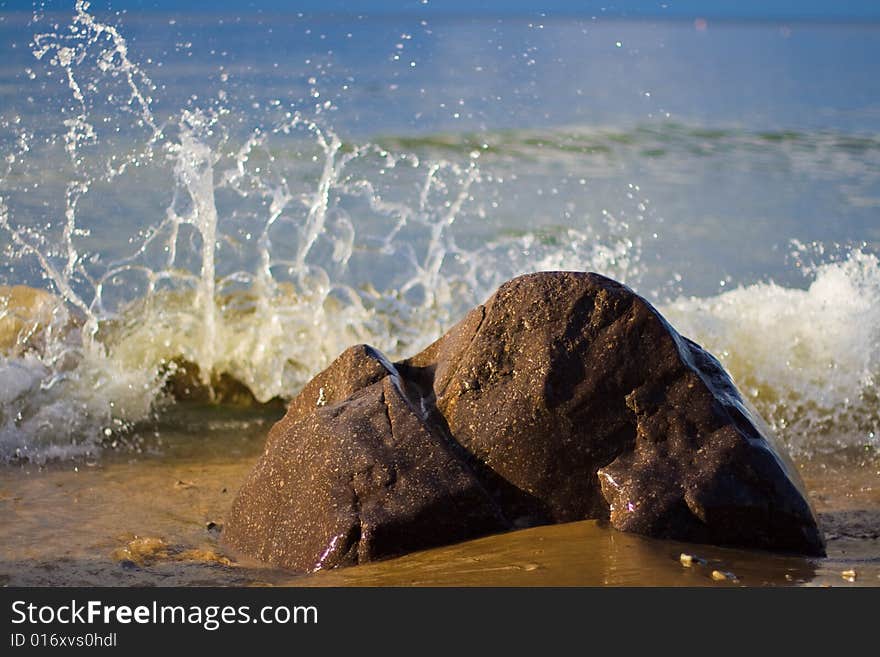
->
[0,325,163,463]
[663,250,880,455]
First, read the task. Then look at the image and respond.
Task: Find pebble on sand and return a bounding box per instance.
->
[111,536,169,566]
[711,570,738,582]
[679,553,707,567]
[111,536,235,568]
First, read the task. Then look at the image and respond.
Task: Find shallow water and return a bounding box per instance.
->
[0,405,877,587]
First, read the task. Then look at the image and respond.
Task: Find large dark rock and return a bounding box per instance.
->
[224,272,825,571]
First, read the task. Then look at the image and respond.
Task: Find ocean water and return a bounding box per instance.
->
[1,3,880,463]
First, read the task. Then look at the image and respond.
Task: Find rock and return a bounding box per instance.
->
[162,357,285,409]
[679,553,705,567]
[224,347,508,571]
[0,285,68,356]
[111,536,169,566]
[411,272,825,554]
[111,535,235,568]
[711,570,738,582]
[225,272,825,571]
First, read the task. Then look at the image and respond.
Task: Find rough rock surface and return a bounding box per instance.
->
[224,346,507,571]
[224,272,825,571]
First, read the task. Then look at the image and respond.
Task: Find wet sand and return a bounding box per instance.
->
[1,408,877,587]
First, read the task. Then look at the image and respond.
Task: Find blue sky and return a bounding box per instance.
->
[2,1,880,20]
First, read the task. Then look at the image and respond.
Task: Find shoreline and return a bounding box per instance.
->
[1,424,876,587]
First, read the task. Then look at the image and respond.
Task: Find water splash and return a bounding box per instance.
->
[0,3,522,460]
[1,4,878,462]
[664,249,880,456]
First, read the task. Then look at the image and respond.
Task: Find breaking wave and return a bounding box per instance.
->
[1,3,878,461]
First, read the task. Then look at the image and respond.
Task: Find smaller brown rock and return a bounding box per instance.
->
[224,350,507,571]
[0,285,69,356]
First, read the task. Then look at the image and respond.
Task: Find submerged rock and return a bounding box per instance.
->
[225,272,825,571]
[162,357,285,410]
[0,285,69,357]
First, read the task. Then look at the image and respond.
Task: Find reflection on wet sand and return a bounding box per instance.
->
[0,420,876,587]
[283,519,819,587]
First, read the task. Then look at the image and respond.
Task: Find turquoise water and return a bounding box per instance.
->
[1,5,879,461]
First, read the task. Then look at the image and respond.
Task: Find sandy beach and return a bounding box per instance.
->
[1,406,876,587]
